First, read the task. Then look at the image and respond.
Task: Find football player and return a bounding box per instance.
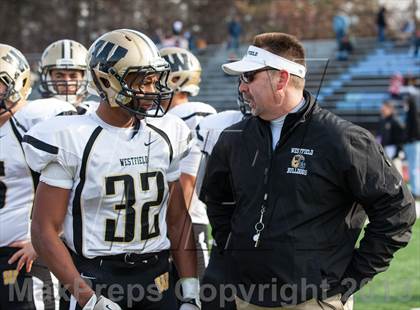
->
[23,29,200,310]
[0,43,75,309]
[38,39,99,114]
[196,82,250,310]
[159,47,216,279]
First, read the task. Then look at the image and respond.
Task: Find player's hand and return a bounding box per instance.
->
[8,240,38,273]
[82,294,122,310]
[179,278,201,310]
[179,299,201,310]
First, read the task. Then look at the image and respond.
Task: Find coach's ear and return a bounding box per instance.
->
[276,70,290,91]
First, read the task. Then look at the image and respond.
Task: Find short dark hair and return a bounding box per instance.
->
[253,32,305,89]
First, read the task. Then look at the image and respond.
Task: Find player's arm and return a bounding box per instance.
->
[167,180,197,276]
[167,180,200,307]
[31,182,94,307]
[179,144,205,210]
[179,173,196,210]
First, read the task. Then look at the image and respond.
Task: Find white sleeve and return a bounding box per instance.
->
[40,162,74,189]
[166,121,193,182]
[22,118,80,179]
[180,143,203,176]
[196,119,216,155]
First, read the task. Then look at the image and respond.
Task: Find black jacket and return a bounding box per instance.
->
[379,115,405,147]
[200,90,416,307]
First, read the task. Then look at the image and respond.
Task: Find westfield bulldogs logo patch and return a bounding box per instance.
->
[286,148,313,176]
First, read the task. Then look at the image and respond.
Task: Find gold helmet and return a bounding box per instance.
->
[0,44,31,115]
[39,39,88,105]
[160,47,201,96]
[87,29,173,117]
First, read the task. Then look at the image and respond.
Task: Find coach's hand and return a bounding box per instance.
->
[82,294,122,310]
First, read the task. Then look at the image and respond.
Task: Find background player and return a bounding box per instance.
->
[196,82,249,310]
[0,43,74,309]
[38,39,98,114]
[160,47,216,279]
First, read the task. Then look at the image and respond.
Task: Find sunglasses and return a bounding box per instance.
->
[239,67,277,84]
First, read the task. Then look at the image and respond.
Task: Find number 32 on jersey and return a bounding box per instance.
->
[104,171,165,243]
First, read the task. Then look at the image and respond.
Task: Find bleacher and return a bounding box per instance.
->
[195,38,420,133]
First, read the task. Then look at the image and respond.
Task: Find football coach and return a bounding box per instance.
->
[200,32,416,310]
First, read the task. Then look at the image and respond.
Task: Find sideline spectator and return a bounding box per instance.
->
[377,6,387,42]
[400,75,420,97]
[403,95,420,199]
[227,16,242,60]
[333,11,350,49]
[151,28,164,46]
[196,38,208,54]
[388,73,404,99]
[378,101,405,160]
[414,29,420,57]
[162,20,189,49]
[337,34,353,61]
[396,19,415,45]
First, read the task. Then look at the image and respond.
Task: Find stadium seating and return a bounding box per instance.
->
[195,38,420,132]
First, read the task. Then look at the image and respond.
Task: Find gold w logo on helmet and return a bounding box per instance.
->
[90,40,128,73]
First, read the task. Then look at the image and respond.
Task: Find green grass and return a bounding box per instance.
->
[206,218,420,309]
[354,220,420,310]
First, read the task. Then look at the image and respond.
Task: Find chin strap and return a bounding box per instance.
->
[0,98,28,133]
[8,108,28,133]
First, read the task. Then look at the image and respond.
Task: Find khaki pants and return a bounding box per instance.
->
[235,294,353,310]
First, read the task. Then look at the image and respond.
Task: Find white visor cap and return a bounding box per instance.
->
[222,45,306,79]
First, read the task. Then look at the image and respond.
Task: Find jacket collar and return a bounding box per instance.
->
[256,89,316,129]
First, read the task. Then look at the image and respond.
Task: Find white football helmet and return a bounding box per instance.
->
[160,47,201,96]
[0,44,31,115]
[39,39,88,105]
[87,29,173,117]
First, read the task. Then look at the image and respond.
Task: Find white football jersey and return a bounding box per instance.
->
[0,100,76,246]
[169,102,216,131]
[197,110,245,155]
[18,97,77,129]
[167,102,216,225]
[77,100,100,115]
[23,112,191,258]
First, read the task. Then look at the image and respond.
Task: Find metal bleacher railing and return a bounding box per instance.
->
[196,38,420,133]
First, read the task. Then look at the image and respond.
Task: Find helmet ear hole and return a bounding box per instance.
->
[100,77,111,88]
[22,78,28,87]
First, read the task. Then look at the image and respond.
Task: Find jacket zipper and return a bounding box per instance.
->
[254,117,307,248]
